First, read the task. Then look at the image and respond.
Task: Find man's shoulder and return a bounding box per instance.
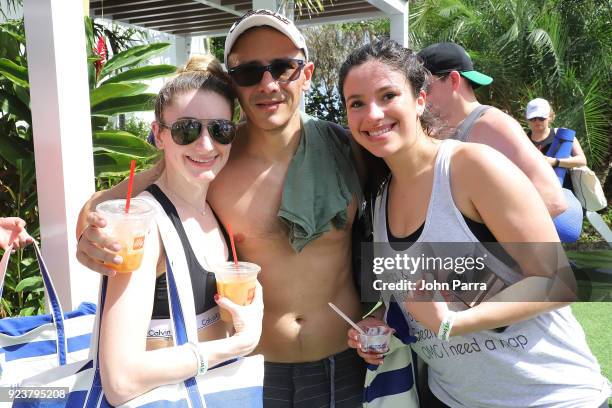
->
[471,106,525,140]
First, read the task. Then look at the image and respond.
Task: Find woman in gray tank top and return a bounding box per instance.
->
[337,39,610,408]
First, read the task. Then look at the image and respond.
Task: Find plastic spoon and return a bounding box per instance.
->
[328,302,365,335]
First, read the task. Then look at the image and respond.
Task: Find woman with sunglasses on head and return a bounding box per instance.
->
[340,40,609,408]
[525,98,587,191]
[97,55,263,406]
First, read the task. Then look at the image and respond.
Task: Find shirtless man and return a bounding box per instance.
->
[76,10,365,408]
[417,42,567,217]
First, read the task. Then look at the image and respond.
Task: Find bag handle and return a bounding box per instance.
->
[0,242,69,366]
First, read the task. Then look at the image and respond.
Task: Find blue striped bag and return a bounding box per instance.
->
[0,242,96,386]
[363,301,420,408]
[15,196,264,408]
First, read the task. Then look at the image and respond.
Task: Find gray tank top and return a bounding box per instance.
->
[453,104,491,142]
[373,139,610,407]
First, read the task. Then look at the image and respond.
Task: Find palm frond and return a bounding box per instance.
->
[580,76,611,166]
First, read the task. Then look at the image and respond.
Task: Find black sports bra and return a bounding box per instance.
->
[385,189,497,249]
[146,184,231,320]
[384,192,516,270]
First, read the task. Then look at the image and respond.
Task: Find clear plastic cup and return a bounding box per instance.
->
[211,261,261,322]
[358,326,394,354]
[96,198,155,274]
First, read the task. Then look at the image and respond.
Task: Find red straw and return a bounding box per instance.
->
[125,160,136,214]
[226,223,239,267]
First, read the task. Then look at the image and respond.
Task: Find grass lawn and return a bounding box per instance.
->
[572,302,611,405]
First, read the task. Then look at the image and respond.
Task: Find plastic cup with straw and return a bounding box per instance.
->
[328,302,394,354]
[95,160,154,273]
[212,224,260,322]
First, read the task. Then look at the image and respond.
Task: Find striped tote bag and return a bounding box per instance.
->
[0,242,96,386]
[363,301,420,408]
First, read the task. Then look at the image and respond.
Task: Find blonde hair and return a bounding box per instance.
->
[154,54,235,123]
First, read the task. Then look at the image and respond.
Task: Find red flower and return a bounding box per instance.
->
[93,36,108,81]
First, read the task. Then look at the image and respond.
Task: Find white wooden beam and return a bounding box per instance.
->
[193,0,242,16]
[295,11,386,28]
[364,0,405,15]
[23,0,99,310]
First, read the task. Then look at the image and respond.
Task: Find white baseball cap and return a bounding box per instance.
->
[525,98,551,120]
[224,9,308,65]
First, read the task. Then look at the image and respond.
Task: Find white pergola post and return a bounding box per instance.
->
[23,0,99,310]
[253,0,281,12]
[175,35,190,67]
[389,2,408,46]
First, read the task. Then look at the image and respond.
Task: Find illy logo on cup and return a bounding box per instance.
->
[132,235,145,250]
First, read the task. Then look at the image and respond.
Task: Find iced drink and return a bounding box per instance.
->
[96,198,154,274]
[358,326,394,354]
[212,261,260,322]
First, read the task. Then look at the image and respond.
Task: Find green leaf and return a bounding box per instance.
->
[0,22,25,43]
[20,257,34,267]
[19,307,36,317]
[0,58,29,88]
[93,130,157,158]
[94,152,141,176]
[91,93,156,116]
[15,275,43,292]
[100,43,171,78]
[0,89,31,122]
[90,83,148,107]
[91,115,109,130]
[0,135,33,167]
[101,64,176,85]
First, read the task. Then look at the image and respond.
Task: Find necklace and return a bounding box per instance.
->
[158,182,208,216]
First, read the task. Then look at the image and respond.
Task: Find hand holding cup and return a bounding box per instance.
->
[215,280,264,356]
[76,212,123,276]
[348,317,394,365]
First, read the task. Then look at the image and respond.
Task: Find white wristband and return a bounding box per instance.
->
[186,342,208,376]
[437,311,456,342]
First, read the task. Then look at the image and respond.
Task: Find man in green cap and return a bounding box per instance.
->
[418,42,566,217]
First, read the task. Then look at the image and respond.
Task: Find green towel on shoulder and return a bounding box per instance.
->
[279,112,363,252]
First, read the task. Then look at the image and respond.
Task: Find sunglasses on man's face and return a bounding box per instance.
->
[528,117,547,122]
[228,58,306,87]
[158,118,236,146]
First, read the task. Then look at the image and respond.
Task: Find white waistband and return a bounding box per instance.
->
[147,306,221,339]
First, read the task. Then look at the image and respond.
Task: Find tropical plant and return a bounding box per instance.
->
[0,16,173,316]
[409,0,611,176]
[304,19,390,124]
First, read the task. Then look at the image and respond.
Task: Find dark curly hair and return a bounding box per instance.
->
[338,39,443,196]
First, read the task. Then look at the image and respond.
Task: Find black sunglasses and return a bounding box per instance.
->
[528,117,547,122]
[158,118,236,145]
[228,59,305,87]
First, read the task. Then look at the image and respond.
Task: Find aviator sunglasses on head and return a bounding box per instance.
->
[158,118,236,145]
[228,58,305,87]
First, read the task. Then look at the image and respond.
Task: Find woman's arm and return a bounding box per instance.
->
[404,144,574,336]
[557,138,587,168]
[99,226,262,406]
